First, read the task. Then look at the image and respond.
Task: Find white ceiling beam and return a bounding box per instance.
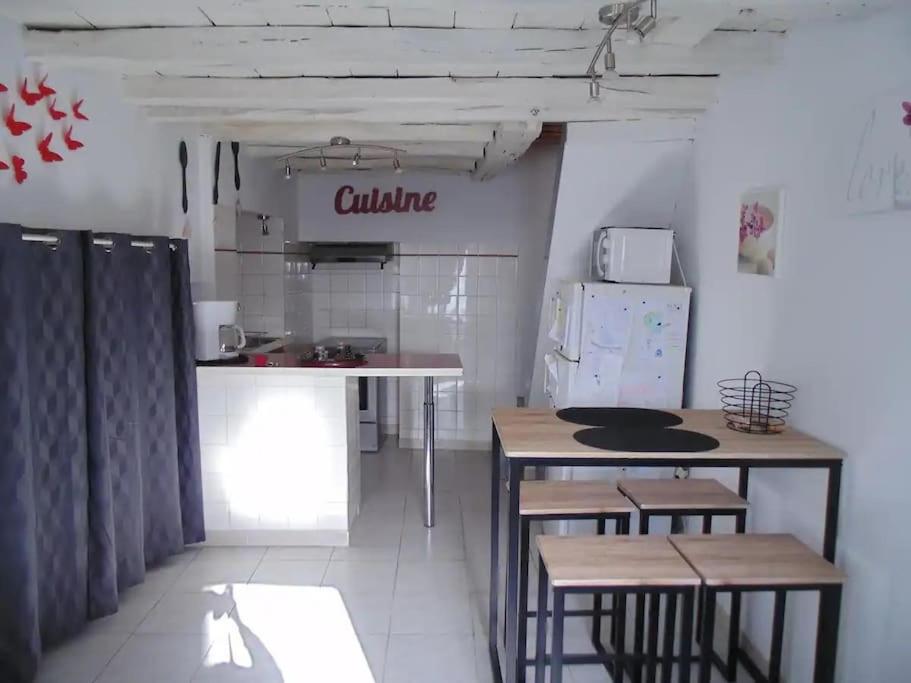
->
[123,75,717,123]
[24,26,781,77]
[4,1,898,30]
[472,121,542,180]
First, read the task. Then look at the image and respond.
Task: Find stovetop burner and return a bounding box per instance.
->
[556,407,683,429]
[573,426,721,453]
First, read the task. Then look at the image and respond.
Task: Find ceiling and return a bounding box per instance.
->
[2,0,897,178]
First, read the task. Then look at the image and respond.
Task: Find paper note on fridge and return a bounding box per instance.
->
[587,299,632,352]
[578,351,622,405]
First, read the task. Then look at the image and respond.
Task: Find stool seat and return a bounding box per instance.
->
[670,533,846,587]
[519,480,636,516]
[536,535,701,589]
[618,478,748,511]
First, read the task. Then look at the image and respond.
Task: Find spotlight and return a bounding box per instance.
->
[393,154,402,174]
[319,154,327,171]
[634,14,657,39]
[352,150,360,167]
[284,160,292,180]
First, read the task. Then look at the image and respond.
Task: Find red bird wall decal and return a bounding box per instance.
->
[0,82,7,93]
[38,132,64,163]
[12,156,27,184]
[63,126,84,150]
[5,104,32,136]
[0,158,8,171]
[36,76,55,99]
[72,99,89,121]
[48,97,66,120]
[19,77,43,106]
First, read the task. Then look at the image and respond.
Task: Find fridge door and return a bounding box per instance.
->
[580,283,691,409]
[547,282,584,362]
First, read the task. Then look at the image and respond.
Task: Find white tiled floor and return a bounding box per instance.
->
[36,443,733,683]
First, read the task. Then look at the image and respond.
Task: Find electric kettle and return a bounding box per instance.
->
[192,301,247,361]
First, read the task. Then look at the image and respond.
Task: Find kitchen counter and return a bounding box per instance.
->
[196,352,461,546]
[197,352,463,377]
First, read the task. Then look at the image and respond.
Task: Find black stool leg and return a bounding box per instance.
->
[646,593,661,683]
[699,589,716,683]
[534,555,548,683]
[680,589,694,683]
[517,518,531,683]
[701,515,712,534]
[634,513,650,683]
[769,590,787,683]
[727,511,747,681]
[814,586,842,683]
[592,517,606,648]
[662,592,677,683]
[552,589,566,683]
[616,591,628,683]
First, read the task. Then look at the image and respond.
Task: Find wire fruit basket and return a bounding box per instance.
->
[718,370,796,434]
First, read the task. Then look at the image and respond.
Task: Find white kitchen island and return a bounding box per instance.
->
[196,353,462,546]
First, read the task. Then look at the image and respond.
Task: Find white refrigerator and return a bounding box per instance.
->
[544,281,691,410]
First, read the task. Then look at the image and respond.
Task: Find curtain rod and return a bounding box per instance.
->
[21,233,177,250]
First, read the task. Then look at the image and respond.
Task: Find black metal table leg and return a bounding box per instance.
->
[634,513,650,683]
[822,462,841,562]
[552,589,566,683]
[680,590,694,683]
[814,585,842,683]
[726,471,750,681]
[534,556,549,683]
[517,518,531,683]
[699,589,716,683]
[488,423,503,683]
[504,459,523,683]
[592,518,606,648]
[616,591,628,683]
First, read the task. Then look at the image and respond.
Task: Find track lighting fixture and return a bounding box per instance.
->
[284,160,292,180]
[319,154,327,170]
[393,154,402,174]
[352,149,361,167]
[278,139,406,173]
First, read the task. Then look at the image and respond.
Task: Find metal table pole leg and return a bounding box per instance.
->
[489,423,503,683]
[422,376,435,528]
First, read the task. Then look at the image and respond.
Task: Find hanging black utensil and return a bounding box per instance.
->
[179,140,188,214]
[213,141,221,205]
[231,141,240,192]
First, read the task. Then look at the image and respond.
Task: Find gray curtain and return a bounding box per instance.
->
[0,225,204,681]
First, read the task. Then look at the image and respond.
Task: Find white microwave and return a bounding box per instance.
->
[591,227,674,283]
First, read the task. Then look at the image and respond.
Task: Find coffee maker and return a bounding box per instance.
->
[192,301,247,361]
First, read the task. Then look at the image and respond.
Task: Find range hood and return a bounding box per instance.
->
[286,241,396,270]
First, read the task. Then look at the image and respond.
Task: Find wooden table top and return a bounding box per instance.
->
[536,536,701,588]
[669,533,846,587]
[492,408,844,462]
[617,478,748,511]
[519,481,636,516]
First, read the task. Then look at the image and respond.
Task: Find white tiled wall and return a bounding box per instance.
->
[397,249,519,450]
[237,213,285,336]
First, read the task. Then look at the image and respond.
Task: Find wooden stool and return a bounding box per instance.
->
[619,478,748,682]
[670,533,846,683]
[517,481,635,681]
[535,535,700,683]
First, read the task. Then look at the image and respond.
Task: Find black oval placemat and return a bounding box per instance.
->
[573,427,721,453]
[556,407,684,429]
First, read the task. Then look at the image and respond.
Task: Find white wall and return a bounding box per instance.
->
[0,18,183,236]
[529,120,695,406]
[673,8,911,681]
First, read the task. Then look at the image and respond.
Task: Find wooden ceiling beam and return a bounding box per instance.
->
[124,75,717,123]
[24,25,781,78]
[472,121,542,180]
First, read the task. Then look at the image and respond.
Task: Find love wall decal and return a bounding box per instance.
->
[334,185,438,215]
[0,72,88,185]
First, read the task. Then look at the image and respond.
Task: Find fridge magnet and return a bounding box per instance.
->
[738,186,784,277]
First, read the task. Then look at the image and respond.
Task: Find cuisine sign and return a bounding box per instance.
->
[334,185,437,215]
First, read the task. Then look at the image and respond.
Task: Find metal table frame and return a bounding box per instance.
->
[487,421,843,683]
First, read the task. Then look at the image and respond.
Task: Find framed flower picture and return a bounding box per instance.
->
[738,186,784,276]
